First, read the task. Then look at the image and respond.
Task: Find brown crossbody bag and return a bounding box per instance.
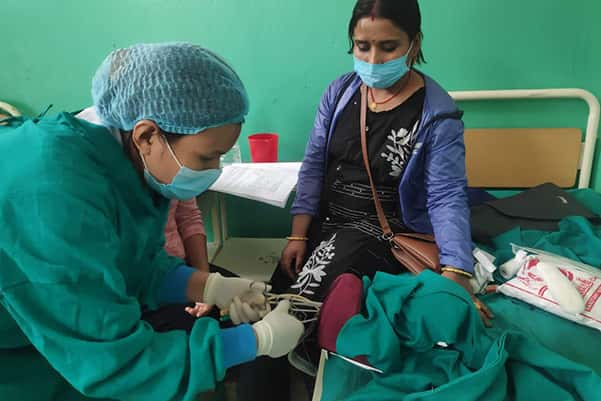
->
[359,84,440,275]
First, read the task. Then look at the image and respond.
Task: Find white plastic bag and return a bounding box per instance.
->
[497,245,601,331]
[470,248,497,294]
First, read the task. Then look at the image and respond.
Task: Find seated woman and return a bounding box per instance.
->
[275,0,492,325]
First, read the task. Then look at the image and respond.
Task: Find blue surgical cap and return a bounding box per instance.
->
[92,42,249,134]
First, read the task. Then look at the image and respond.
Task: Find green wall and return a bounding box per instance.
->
[1,0,600,237]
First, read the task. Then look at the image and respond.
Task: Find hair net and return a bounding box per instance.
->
[92,42,249,134]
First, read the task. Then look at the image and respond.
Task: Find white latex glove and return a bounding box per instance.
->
[202,273,270,309]
[252,300,304,358]
[229,292,272,325]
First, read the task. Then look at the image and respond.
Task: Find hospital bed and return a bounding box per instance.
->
[309,87,601,400]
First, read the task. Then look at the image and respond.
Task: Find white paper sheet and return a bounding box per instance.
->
[209,162,301,207]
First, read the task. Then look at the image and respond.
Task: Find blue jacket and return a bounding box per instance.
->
[291,72,473,273]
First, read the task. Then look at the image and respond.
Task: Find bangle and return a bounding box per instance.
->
[286,236,308,241]
[440,267,473,278]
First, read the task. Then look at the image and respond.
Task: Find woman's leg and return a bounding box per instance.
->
[285,228,405,377]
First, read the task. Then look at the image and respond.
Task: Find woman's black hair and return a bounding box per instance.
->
[347,0,426,64]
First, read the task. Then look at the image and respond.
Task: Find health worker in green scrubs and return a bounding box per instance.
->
[0,42,303,401]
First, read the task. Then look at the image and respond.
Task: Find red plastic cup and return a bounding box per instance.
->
[248,133,279,163]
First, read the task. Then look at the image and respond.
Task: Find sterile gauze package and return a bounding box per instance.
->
[498,245,601,332]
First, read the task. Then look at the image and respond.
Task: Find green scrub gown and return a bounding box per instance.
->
[0,113,225,401]
[320,271,601,401]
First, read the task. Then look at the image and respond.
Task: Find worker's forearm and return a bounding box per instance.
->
[290,214,312,237]
[219,325,257,369]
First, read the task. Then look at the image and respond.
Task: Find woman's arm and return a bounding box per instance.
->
[176,199,210,271]
[424,117,473,273]
[184,235,210,271]
[280,214,313,278]
[290,74,354,217]
[423,117,494,325]
[290,214,313,237]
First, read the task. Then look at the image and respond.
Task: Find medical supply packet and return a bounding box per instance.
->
[498,245,601,331]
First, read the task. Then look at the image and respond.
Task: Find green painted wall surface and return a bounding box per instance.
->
[1,0,600,238]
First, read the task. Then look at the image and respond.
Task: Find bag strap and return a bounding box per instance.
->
[359,84,394,239]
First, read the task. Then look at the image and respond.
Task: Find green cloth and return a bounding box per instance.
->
[0,114,226,401]
[481,189,601,376]
[321,271,601,401]
[482,295,601,376]
[571,189,601,218]
[485,189,601,267]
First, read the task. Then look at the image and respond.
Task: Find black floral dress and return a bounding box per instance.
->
[275,88,426,301]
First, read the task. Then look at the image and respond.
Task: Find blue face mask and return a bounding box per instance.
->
[353,43,413,89]
[142,137,222,200]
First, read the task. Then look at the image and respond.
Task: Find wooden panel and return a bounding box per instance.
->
[464,128,582,188]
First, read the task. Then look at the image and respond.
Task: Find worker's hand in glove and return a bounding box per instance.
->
[229,292,272,325]
[253,300,304,358]
[202,273,270,310]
